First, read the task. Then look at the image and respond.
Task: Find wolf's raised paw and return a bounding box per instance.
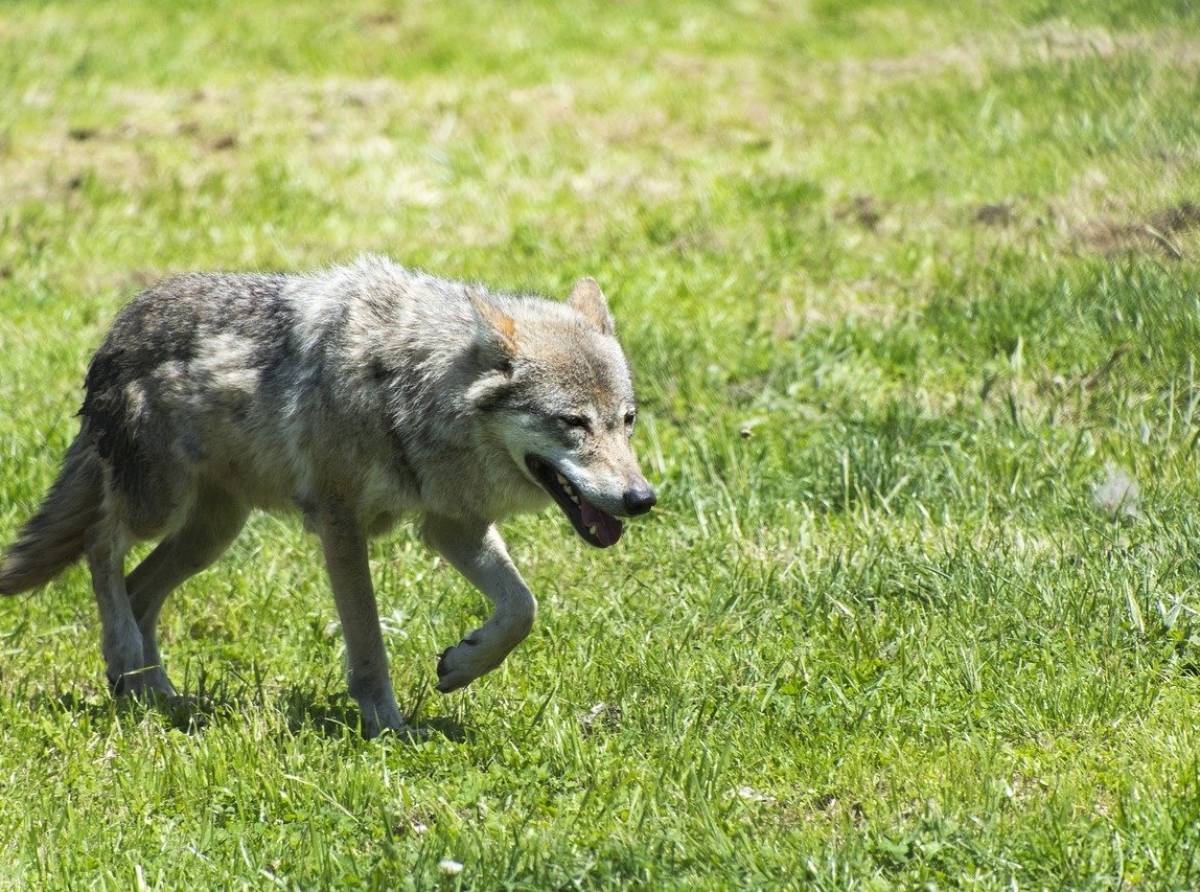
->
[435,642,479,694]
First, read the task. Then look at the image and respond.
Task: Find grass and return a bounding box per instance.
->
[3,0,1200,887]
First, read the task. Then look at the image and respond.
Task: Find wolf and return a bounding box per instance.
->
[0,256,656,736]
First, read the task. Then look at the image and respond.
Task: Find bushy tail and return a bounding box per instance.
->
[0,435,103,595]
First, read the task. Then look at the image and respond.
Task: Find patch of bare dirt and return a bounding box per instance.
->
[835,194,884,231]
[973,202,1015,227]
[1148,202,1200,234]
[360,10,398,27]
[1073,202,1200,260]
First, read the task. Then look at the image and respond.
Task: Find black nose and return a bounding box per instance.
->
[623,481,657,516]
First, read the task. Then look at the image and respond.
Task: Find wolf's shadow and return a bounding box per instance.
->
[28,682,464,742]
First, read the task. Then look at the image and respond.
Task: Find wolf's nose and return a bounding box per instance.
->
[624,482,657,516]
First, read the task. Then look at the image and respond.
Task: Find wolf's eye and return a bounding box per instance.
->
[624,411,637,429]
[559,414,591,432]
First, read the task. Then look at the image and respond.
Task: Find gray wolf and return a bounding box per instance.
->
[0,257,656,737]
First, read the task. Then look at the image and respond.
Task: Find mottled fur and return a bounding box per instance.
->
[0,257,655,737]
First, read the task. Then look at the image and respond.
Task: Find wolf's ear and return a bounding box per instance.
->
[567,277,614,336]
[468,291,518,361]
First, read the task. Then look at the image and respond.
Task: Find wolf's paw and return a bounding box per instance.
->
[358,700,415,740]
[435,640,484,694]
[108,666,178,700]
[372,721,430,743]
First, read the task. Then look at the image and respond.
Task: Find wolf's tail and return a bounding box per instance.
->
[0,435,103,595]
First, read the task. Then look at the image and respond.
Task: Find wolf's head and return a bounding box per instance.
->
[466,278,656,547]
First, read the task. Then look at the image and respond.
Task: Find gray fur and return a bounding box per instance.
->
[0,256,655,737]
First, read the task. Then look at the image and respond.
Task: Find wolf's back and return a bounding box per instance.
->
[0,434,103,594]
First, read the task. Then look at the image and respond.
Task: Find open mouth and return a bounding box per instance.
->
[525,455,624,548]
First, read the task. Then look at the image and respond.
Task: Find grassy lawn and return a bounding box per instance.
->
[3,0,1200,887]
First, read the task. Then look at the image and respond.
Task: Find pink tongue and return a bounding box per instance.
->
[579,499,624,547]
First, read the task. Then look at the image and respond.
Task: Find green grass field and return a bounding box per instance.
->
[3,0,1200,887]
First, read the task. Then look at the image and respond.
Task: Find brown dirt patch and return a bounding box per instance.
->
[973,202,1015,227]
[1147,202,1200,234]
[1073,202,1200,260]
[835,194,884,231]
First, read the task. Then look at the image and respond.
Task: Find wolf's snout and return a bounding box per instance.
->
[623,480,657,516]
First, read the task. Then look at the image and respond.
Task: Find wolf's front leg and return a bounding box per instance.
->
[422,516,537,694]
[313,503,407,738]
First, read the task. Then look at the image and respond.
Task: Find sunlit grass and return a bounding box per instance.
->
[2,0,1200,887]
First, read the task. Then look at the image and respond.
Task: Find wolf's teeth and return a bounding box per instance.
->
[571,495,580,504]
[588,524,599,536]
[556,473,567,485]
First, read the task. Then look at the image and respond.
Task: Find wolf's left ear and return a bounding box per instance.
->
[468,291,518,361]
[567,277,615,336]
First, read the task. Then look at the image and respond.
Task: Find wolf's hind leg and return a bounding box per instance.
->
[125,484,249,696]
[422,517,537,694]
[84,522,152,696]
[312,502,407,738]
